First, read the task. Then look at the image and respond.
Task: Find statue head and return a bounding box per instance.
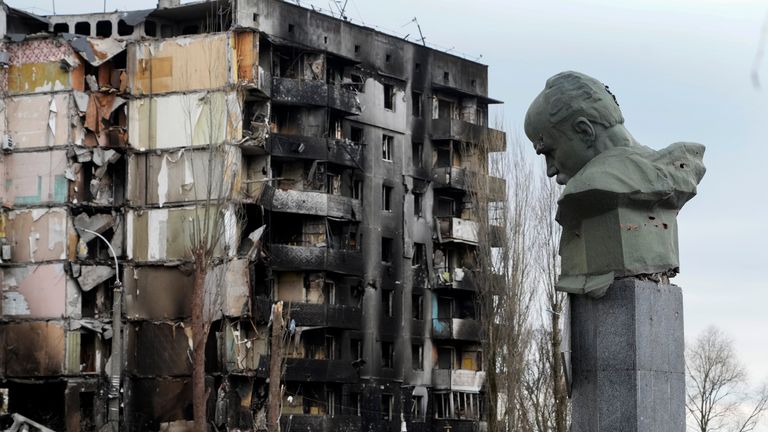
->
[525,71,632,185]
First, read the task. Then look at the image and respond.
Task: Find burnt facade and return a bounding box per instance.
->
[0,1,505,431]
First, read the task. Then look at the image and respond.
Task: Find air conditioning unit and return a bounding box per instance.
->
[2,134,14,152]
[1,244,11,261]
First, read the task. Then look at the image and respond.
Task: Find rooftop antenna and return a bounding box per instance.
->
[401,17,426,46]
[51,0,55,15]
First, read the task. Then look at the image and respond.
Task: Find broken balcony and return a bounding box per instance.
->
[269,244,363,275]
[271,77,361,115]
[435,217,504,247]
[431,167,506,201]
[267,133,362,168]
[432,318,482,342]
[431,118,506,152]
[283,358,360,383]
[288,302,362,329]
[259,184,362,221]
[432,369,487,392]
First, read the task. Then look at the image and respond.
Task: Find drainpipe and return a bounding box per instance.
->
[78,227,122,431]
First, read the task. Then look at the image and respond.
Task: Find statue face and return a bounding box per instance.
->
[533,124,596,185]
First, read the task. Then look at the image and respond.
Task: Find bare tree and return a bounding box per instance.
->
[686,326,768,432]
[533,173,569,432]
[468,132,536,431]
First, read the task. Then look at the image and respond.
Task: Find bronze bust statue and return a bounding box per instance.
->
[525,71,706,297]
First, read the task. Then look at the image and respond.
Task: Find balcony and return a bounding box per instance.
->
[288,303,362,329]
[259,185,362,221]
[279,415,361,432]
[433,369,486,392]
[431,118,506,152]
[284,358,360,383]
[435,217,478,244]
[431,167,505,200]
[272,77,361,115]
[434,268,476,291]
[269,244,363,276]
[267,133,362,168]
[432,318,482,342]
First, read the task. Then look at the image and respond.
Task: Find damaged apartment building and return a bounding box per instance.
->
[0,0,506,431]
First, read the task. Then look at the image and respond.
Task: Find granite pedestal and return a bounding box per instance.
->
[569,278,685,432]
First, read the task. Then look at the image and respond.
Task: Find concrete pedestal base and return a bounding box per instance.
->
[569,278,685,432]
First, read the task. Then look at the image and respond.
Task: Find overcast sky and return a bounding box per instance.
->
[10,0,768,408]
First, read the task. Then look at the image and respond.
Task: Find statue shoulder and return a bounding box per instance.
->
[560,142,706,209]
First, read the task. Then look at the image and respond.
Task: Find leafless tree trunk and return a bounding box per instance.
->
[467,132,536,431]
[534,174,569,432]
[687,326,768,432]
[267,302,284,432]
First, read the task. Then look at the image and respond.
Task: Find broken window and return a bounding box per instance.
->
[382,394,393,420]
[412,140,423,168]
[382,185,393,211]
[412,344,423,370]
[435,144,451,168]
[412,294,423,320]
[437,98,456,120]
[381,237,393,263]
[96,20,112,37]
[75,21,91,36]
[385,53,392,63]
[383,289,394,318]
[382,343,394,369]
[412,91,422,117]
[350,126,364,144]
[384,84,395,111]
[353,179,363,200]
[351,338,363,361]
[443,71,450,83]
[413,192,423,218]
[350,74,365,93]
[412,395,424,421]
[382,134,393,161]
[117,19,134,36]
[144,20,157,37]
[350,392,361,416]
[437,346,455,369]
[413,243,426,267]
[53,22,69,33]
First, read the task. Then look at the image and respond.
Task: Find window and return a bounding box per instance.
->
[412,92,422,117]
[96,20,112,37]
[326,390,336,416]
[412,395,424,420]
[384,84,395,110]
[471,79,477,88]
[412,243,425,267]
[351,339,363,360]
[325,335,336,360]
[385,53,392,62]
[412,295,423,320]
[74,21,91,36]
[350,393,361,416]
[412,141,423,168]
[415,62,421,72]
[381,237,393,263]
[354,44,361,53]
[413,192,423,218]
[117,19,134,36]
[382,185,393,211]
[53,23,69,33]
[288,23,295,32]
[382,343,394,369]
[324,35,328,44]
[382,134,393,161]
[382,394,393,420]
[443,71,450,83]
[437,346,455,369]
[324,281,336,305]
[350,74,365,93]
[384,290,394,317]
[350,126,364,143]
[353,179,363,200]
[412,344,423,370]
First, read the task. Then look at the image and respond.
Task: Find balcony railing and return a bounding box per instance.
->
[431,117,506,152]
[259,185,362,221]
[267,133,362,168]
[272,77,361,115]
[431,167,505,200]
[269,244,363,275]
[279,415,361,432]
[432,318,482,342]
[284,358,360,383]
[288,303,362,329]
[433,369,486,392]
